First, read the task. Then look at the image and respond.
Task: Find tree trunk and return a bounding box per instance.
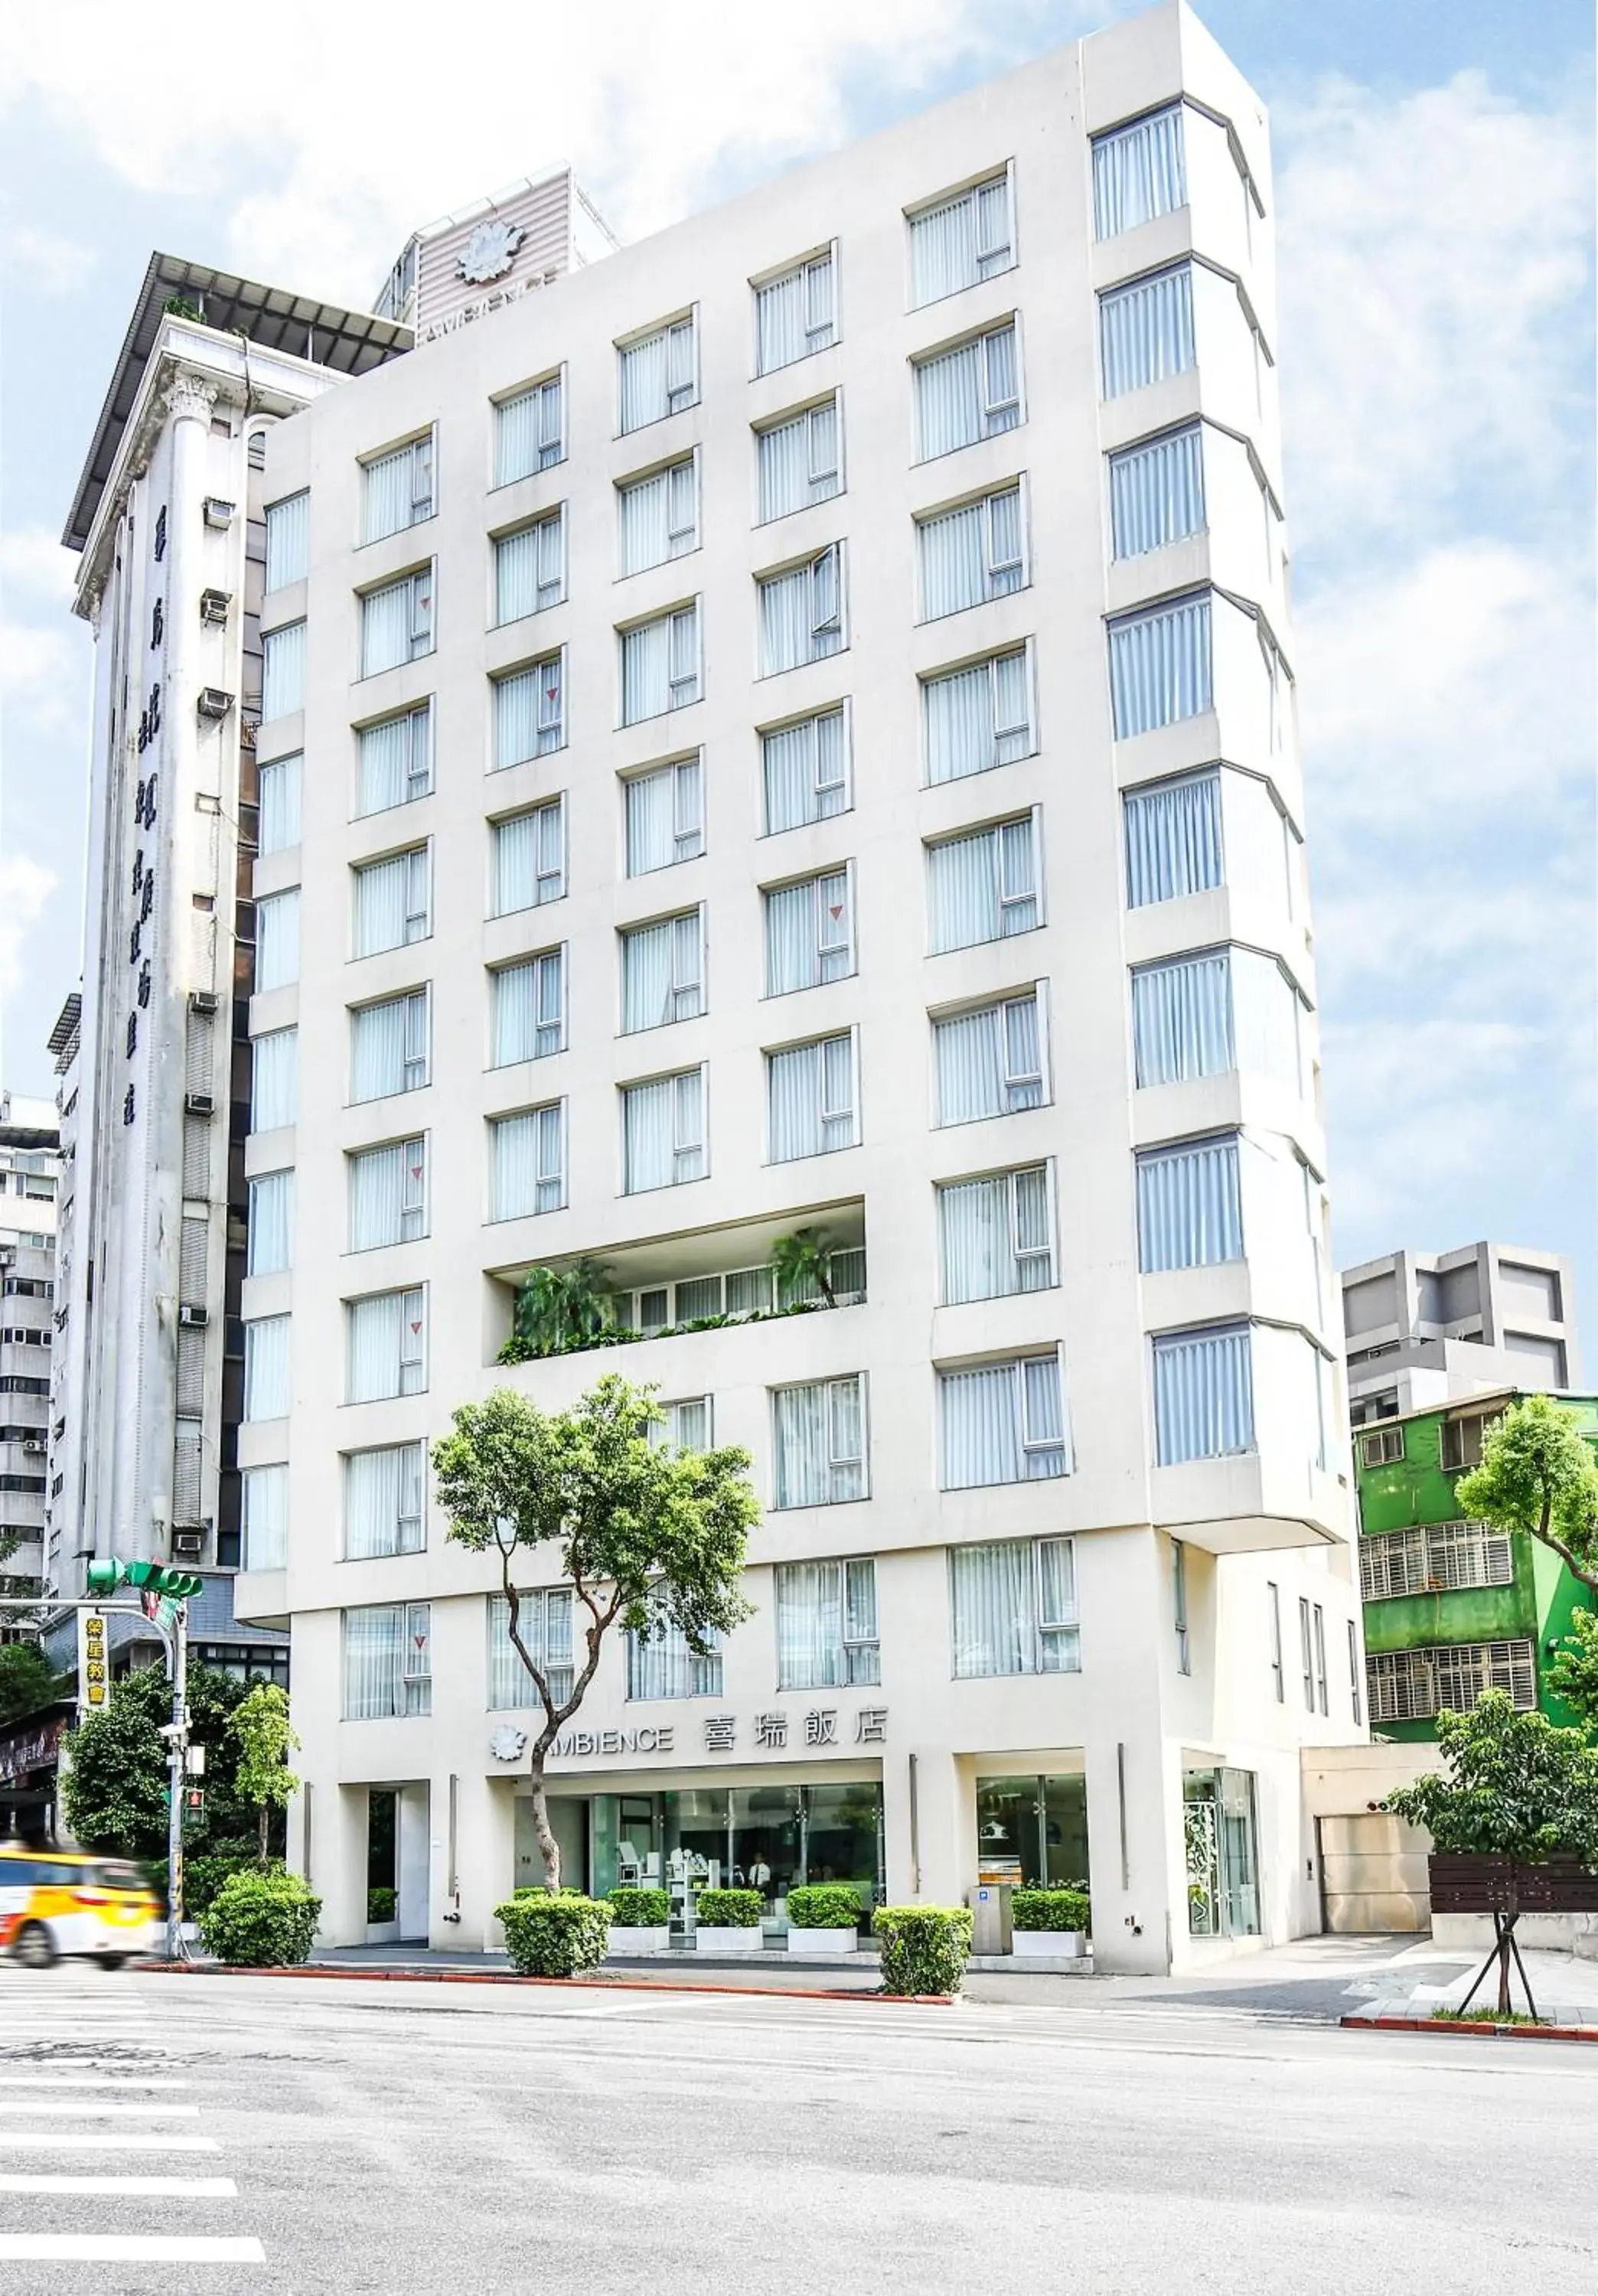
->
[529,1758,562,1890]
[258,1802,270,1870]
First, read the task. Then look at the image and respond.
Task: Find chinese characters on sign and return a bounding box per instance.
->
[77,1608,108,1718]
[703,1716,736,1753]
[700,1707,888,1755]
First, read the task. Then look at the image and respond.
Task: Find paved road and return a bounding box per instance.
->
[0,1958,1594,2292]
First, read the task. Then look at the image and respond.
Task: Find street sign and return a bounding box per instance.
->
[77,1607,109,1719]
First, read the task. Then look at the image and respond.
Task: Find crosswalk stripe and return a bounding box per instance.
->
[0,2134,220,2152]
[2,2102,200,2118]
[0,2076,190,2090]
[0,2236,265,2262]
[0,2175,236,2196]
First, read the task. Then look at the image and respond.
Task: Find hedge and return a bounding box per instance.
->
[1010,1887,1091,1934]
[366,1885,397,1923]
[199,1870,321,1967]
[496,1892,611,1976]
[785,1883,863,1929]
[694,1887,764,1928]
[872,1905,972,1996]
[184,1846,266,1921]
[606,1886,670,1927]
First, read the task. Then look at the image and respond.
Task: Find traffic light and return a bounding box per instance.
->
[83,1557,204,1600]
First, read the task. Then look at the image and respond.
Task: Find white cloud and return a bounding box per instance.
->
[0,854,58,1006]
[0,218,96,292]
[0,616,80,737]
[0,527,78,605]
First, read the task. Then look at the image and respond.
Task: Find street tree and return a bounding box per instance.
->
[1456,1394,1598,1596]
[0,1641,63,1726]
[62,1662,266,1866]
[1545,1609,1598,1733]
[432,1374,759,1887]
[230,1683,302,1867]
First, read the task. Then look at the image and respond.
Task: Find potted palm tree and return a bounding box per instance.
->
[769,1229,837,1310]
[501,1258,616,1362]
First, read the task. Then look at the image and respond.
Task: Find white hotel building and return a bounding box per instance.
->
[230,0,1366,1970]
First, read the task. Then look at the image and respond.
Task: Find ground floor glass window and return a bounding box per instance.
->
[1182,1766,1260,1936]
[974,1772,1089,1888]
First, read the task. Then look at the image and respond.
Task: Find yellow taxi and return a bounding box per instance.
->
[0,1849,161,1968]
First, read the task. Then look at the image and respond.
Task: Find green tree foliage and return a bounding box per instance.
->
[230,1683,301,1867]
[504,1260,615,1361]
[1456,1393,1598,1595]
[1383,1690,1598,1867]
[432,1375,758,1888]
[200,1870,320,1967]
[0,1642,63,1726]
[1546,1608,1598,1733]
[769,1228,837,1309]
[61,1662,275,1866]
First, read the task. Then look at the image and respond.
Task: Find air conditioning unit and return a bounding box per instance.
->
[21,1440,44,1456]
[198,588,232,626]
[184,1091,214,1116]
[171,1528,206,1559]
[178,1305,209,1328]
[189,990,219,1016]
[201,497,235,530]
[196,688,234,721]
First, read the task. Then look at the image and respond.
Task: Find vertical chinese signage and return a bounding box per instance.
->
[77,1606,109,1720]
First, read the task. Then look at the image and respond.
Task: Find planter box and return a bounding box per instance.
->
[365,1920,401,1946]
[787,1927,858,1955]
[605,1926,670,1956]
[1428,1854,1598,1916]
[1013,1928,1086,1959]
[693,1926,765,1954]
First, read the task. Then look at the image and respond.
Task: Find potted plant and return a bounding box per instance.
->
[1009,1886,1091,1959]
[605,1885,670,1955]
[784,1882,863,1955]
[365,1884,399,1945]
[693,1886,765,1952]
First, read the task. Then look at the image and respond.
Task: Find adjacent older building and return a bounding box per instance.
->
[1342,1241,1580,1427]
[0,1091,62,1606]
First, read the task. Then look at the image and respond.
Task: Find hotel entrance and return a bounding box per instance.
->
[973,1767,1090,1889]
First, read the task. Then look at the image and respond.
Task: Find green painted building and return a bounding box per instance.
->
[1354,1388,1598,1741]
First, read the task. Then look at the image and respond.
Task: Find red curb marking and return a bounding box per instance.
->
[144,1962,954,2005]
[1341,2014,1598,2043]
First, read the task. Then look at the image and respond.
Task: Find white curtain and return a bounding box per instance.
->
[347,1289,423,1404]
[1137,1137,1243,1272]
[349,1139,425,1251]
[768,1034,853,1161]
[494,655,563,766]
[344,1605,406,1720]
[759,553,841,675]
[1123,769,1224,906]
[622,606,699,723]
[254,889,300,991]
[625,760,702,875]
[1131,950,1234,1087]
[1230,950,1303,1092]
[360,437,429,543]
[941,1358,1068,1490]
[491,1104,565,1219]
[351,990,427,1102]
[1092,104,1187,238]
[243,1314,291,1420]
[765,870,850,995]
[626,1619,722,1701]
[927,819,1036,952]
[264,491,308,592]
[619,459,697,574]
[490,1590,574,1707]
[620,318,695,432]
[346,1443,425,1560]
[1108,591,1212,737]
[624,1069,703,1193]
[251,1027,298,1130]
[247,1169,295,1274]
[258,753,303,855]
[496,512,565,621]
[950,1539,1035,1676]
[776,1561,846,1688]
[762,708,847,831]
[918,487,1022,619]
[924,651,1031,783]
[758,402,840,522]
[934,993,1042,1124]
[755,251,834,373]
[360,579,415,677]
[915,325,1019,458]
[493,800,564,915]
[773,1378,863,1508]
[1153,1325,1255,1464]
[241,1464,288,1570]
[493,952,563,1065]
[939,1167,1050,1303]
[354,851,426,957]
[358,706,431,816]
[1099,263,1195,399]
[621,913,701,1032]
[495,376,563,484]
[909,173,1013,306]
[261,622,305,719]
[1110,423,1205,558]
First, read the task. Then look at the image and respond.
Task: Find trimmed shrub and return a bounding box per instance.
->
[785,1883,864,1930]
[872,1904,973,1996]
[1010,1887,1091,1935]
[607,1886,670,1927]
[694,1887,764,1928]
[199,1870,321,1967]
[366,1885,397,1923]
[184,1845,265,1921]
[495,1892,611,1976]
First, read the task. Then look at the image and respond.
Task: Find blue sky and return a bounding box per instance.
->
[1,0,1593,1316]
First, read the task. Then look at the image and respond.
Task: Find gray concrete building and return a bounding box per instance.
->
[0,1091,62,1606]
[1341,1241,1580,1426]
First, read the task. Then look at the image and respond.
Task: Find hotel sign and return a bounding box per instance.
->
[553,1726,675,1759]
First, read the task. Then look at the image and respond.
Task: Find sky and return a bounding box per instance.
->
[0,0,1593,1313]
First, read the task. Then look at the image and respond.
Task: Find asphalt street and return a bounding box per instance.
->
[0,1955,1593,2294]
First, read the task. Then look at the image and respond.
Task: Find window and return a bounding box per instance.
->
[938,1165,1053,1303]
[917,486,1025,621]
[1367,1639,1537,1725]
[621,604,700,723]
[241,1464,287,1570]
[776,1559,879,1688]
[495,510,566,623]
[757,400,841,523]
[492,951,565,1065]
[347,1287,426,1402]
[348,1138,427,1252]
[1135,1137,1243,1272]
[247,1169,295,1275]
[908,169,1014,306]
[622,1068,705,1193]
[345,1443,426,1558]
[758,547,843,675]
[243,1315,291,1420]
[940,1352,1069,1489]
[360,432,434,544]
[251,1027,298,1131]
[489,1590,572,1707]
[494,653,565,766]
[764,869,853,996]
[651,1397,712,1452]
[1267,1581,1283,1703]
[627,1617,722,1701]
[618,457,698,576]
[922,651,1033,791]
[618,313,697,432]
[951,1536,1078,1677]
[258,753,303,856]
[357,703,432,816]
[1360,1426,1405,1469]
[1108,592,1211,739]
[1123,770,1222,906]
[1110,424,1205,559]
[1359,1521,1515,1603]
[761,706,849,833]
[1130,947,1302,1092]
[360,567,434,677]
[768,1032,856,1161]
[933,990,1045,1124]
[351,988,430,1102]
[344,1602,431,1719]
[1091,105,1186,238]
[1312,1602,1329,1714]
[495,374,563,485]
[261,621,305,719]
[772,1375,866,1507]
[1099,264,1195,399]
[1440,1414,1493,1473]
[927,814,1039,953]
[1173,1540,1192,1675]
[914,324,1019,460]
[491,1104,566,1220]
[755,249,837,374]
[625,758,703,876]
[352,846,431,957]
[1297,1596,1316,1708]
[621,910,704,1032]
[492,800,566,915]
[1348,1619,1363,1725]
[254,889,300,991]
[1154,1324,1254,1466]
[264,492,309,591]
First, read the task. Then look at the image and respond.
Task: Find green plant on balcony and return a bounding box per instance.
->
[501,1259,615,1364]
[162,294,205,322]
[770,1228,837,1309]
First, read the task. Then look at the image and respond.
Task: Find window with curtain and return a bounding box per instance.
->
[264,491,308,591]
[243,1314,291,1420]
[757,400,841,523]
[618,458,699,576]
[1153,1323,1255,1465]
[761,706,849,833]
[257,753,303,855]
[344,1602,431,1718]
[776,1558,879,1688]
[917,485,1025,621]
[1123,770,1222,905]
[489,1589,573,1707]
[1136,1136,1243,1272]
[649,1397,712,1452]
[922,648,1033,784]
[950,1535,1078,1675]
[1132,947,1301,1091]
[768,1032,856,1161]
[926,814,1039,952]
[934,990,1045,1125]
[493,652,565,767]
[254,889,300,990]
[360,567,434,677]
[348,1137,427,1252]
[914,324,1020,460]
[347,1287,426,1404]
[261,621,305,719]
[755,249,837,374]
[352,846,431,958]
[772,1375,866,1506]
[491,1104,566,1220]
[357,703,432,816]
[908,170,1014,307]
[491,950,565,1065]
[251,1026,298,1130]
[344,1442,426,1559]
[351,987,430,1101]
[241,1463,288,1570]
[938,1165,1053,1303]
[626,1616,722,1700]
[360,432,435,544]
[625,758,703,876]
[623,1068,705,1193]
[1099,263,1195,399]
[1108,592,1212,738]
[1091,104,1187,238]
[247,1169,295,1276]
[495,510,566,623]
[621,604,700,723]
[620,911,703,1032]
[763,869,853,996]
[494,373,563,485]
[492,799,566,915]
[758,547,843,674]
[1110,423,1205,558]
[940,1354,1070,1489]
[618,314,697,432]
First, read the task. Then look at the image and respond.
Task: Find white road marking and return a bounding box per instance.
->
[0,2133,220,2152]
[0,2075,190,2089]
[4,2101,200,2118]
[0,2174,236,2196]
[0,2236,264,2262]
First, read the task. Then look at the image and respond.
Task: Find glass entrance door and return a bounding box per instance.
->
[1182,1767,1260,1936]
[974,1773,1089,1888]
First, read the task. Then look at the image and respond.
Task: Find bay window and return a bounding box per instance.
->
[625,758,703,876]
[1091,106,1186,239]
[1130,946,1303,1092]
[621,603,701,723]
[350,987,430,1101]
[491,950,565,1065]
[618,313,697,432]
[933,990,1045,1125]
[618,456,699,576]
[344,1442,426,1559]
[347,1137,427,1252]
[1153,1323,1254,1464]
[772,1374,866,1507]
[916,484,1026,620]
[938,1163,1053,1303]
[1098,263,1195,399]
[940,1352,1070,1489]
[263,491,308,592]
[1135,1136,1242,1271]
[1122,768,1221,905]
[620,910,704,1032]
[761,706,849,833]
[344,1602,431,1719]
[360,431,434,544]
[360,566,434,678]
[495,510,566,623]
[494,652,565,766]
[352,846,430,957]
[622,1067,706,1194]
[776,1558,879,1688]
[755,247,837,375]
[763,867,853,996]
[951,1535,1078,1676]
[1109,422,1205,559]
[758,546,843,674]
[908,168,1014,306]
[914,323,1020,460]
[357,702,432,815]
[491,1103,566,1220]
[926,812,1040,952]
[490,1589,573,1707]
[757,398,841,522]
[492,797,566,915]
[767,1030,857,1160]
[923,648,1033,784]
[1107,590,1211,738]
[494,373,563,485]
[346,1286,426,1404]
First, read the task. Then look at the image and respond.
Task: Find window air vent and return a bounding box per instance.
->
[197,688,234,721]
[184,1091,215,1117]
[189,991,220,1016]
[199,588,232,626]
[202,497,236,530]
[178,1305,209,1328]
